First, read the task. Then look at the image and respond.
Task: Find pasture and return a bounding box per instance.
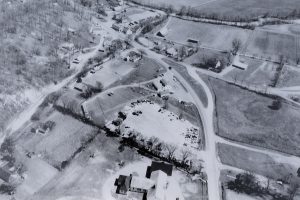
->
[218,143,296,181]
[277,65,300,87]
[190,0,300,20]
[243,30,299,64]
[163,17,251,51]
[129,0,214,10]
[209,78,300,156]
[224,58,278,87]
[15,111,97,167]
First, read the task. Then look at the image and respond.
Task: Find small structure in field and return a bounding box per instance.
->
[232,55,248,70]
[36,121,56,134]
[0,167,11,183]
[124,51,142,62]
[74,82,88,93]
[166,47,178,57]
[157,28,168,37]
[115,161,177,199]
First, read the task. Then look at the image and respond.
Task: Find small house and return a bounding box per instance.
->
[166,47,178,57]
[115,175,132,195]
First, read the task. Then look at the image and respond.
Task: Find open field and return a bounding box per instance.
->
[277,65,300,87]
[31,134,141,200]
[110,57,166,87]
[260,24,300,36]
[224,58,278,87]
[130,0,300,20]
[243,30,299,64]
[209,78,300,156]
[82,59,135,89]
[162,17,251,51]
[218,143,295,181]
[15,111,97,167]
[128,0,214,10]
[196,0,300,20]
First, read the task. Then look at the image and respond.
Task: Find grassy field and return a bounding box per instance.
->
[218,143,295,180]
[15,111,97,167]
[109,57,166,87]
[129,0,214,10]
[196,0,300,20]
[243,30,299,64]
[277,65,300,87]
[163,17,251,51]
[31,134,141,200]
[130,0,300,20]
[210,78,300,156]
[224,58,278,87]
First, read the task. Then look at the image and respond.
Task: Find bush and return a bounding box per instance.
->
[0,184,15,195]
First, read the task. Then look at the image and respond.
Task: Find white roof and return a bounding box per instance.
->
[166,47,177,56]
[159,28,168,36]
[232,55,248,69]
[130,176,155,190]
[150,171,168,200]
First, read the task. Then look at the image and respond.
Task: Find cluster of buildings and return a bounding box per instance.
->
[112,19,140,35]
[115,161,180,200]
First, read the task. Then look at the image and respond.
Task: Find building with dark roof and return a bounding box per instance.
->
[115,175,132,195]
[148,161,173,177]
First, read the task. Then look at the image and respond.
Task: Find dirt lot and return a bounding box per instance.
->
[243,30,299,64]
[84,87,154,126]
[210,78,300,156]
[163,17,251,51]
[224,57,278,87]
[218,143,296,180]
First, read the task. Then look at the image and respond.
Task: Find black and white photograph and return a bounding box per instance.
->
[1,0,300,199]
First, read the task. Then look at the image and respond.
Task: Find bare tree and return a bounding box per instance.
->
[180,148,192,165]
[232,38,242,55]
[288,178,300,200]
[165,144,177,161]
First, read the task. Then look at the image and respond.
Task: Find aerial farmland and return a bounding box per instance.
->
[2,0,300,200]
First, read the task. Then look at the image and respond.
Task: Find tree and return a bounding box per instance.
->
[165,144,177,161]
[288,178,300,200]
[232,38,242,55]
[180,148,192,166]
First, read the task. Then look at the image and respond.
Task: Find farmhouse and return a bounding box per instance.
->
[124,51,142,62]
[232,55,248,70]
[115,161,177,200]
[157,28,168,37]
[166,47,178,57]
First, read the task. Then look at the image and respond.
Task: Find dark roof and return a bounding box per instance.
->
[115,175,132,194]
[0,167,11,182]
[150,161,173,176]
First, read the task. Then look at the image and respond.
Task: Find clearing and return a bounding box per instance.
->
[209,78,300,156]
